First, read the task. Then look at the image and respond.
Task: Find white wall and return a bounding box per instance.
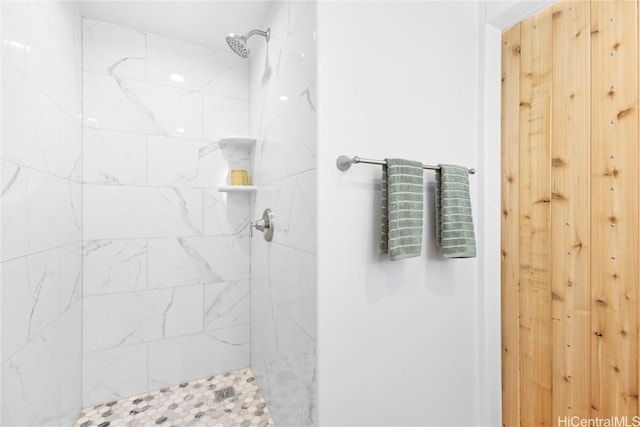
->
[81,18,252,406]
[317,2,482,425]
[1,1,83,425]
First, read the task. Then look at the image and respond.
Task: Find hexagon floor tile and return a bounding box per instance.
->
[74,368,275,427]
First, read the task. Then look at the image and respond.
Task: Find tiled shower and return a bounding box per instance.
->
[2,0,316,426]
[82,14,253,404]
[2,0,508,426]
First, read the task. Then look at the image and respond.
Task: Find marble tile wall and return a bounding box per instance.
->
[81,18,252,407]
[1,1,83,425]
[249,1,318,426]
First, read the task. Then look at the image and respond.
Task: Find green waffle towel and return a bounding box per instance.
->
[435,164,476,258]
[380,158,424,260]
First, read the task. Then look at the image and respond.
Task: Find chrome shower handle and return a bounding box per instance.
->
[250,209,274,241]
[249,218,266,236]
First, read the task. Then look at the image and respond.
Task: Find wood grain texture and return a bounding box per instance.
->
[518,7,553,426]
[502,0,640,423]
[501,23,521,427]
[590,0,639,418]
[550,1,591,421]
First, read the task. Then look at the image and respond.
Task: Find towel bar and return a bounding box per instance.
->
[336,155,476,174]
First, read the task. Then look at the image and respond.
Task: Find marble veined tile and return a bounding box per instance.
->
[251,292,314,426]
[83,185,203,240]
[219,143,252,171]
[1,162,82,262]
[1,0,28,74]
[59,357,82,427]
[203,190,250,236]
[82,18,146,80]
[250,286,277,377]
[266,243,316,340]
[300,250,317,341]
[203,94,249,142]
[83,287,202,353]
[253,83,316,186]
[147,33,249,99]
[248,2,315,131]
[250,238,271,298]
[82,343,148,407]
[2,243,81,363]
[83,290,167,353]
[255,170,316,254]
[162,285,204,338]
[2,303,81,427]
[147,326,249,389]
[30,1,82,57]
[83,239,148,297]
[251,318,303,427]
[2,60,82,181]
[83,72,203,139]
[26,2,82,120]
[147,136,226,188]
[83,128,147,185]
[275,309,316,423]
[204,280,250,331]
[148,236,250,289]
[278,2,317,115]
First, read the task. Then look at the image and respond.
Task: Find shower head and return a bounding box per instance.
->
[226,28,270,58]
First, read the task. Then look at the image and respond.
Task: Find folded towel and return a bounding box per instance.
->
[380,158,424,260]
[435,164,476,258]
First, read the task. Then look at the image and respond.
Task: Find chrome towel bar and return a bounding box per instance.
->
[335,155,476,175]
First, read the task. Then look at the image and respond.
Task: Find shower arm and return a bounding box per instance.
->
[246,29,270,42]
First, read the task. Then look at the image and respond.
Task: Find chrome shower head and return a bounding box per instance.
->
[226,33,249,58]
[225,28,270,58]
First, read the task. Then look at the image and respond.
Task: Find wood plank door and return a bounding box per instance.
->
[501,1,639,425]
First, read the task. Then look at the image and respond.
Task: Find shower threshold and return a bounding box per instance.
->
[74,367,274,427]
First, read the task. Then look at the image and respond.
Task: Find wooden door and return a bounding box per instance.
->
[501,1,639,425]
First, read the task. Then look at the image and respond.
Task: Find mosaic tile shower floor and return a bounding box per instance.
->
[74,368,275,427]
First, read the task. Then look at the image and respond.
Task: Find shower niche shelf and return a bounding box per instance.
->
[217,135,257,193]
[217,185,257,193]
[218,135,256,149]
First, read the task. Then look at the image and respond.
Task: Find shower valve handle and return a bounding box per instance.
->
[250,209,274,241]
[250,219,266,236]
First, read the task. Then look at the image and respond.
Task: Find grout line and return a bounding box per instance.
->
[82,181,222,191]
[84,282,213,299]
[81,279,250,299]
[145,341,149,393]
[255,167,316,189]
[144,31,148,83]
[84,125,210,140]
[201,81,206,141]
[202,283,205,332]
[82,69,250,102]
[2,240,83,264]
[249,229,253,366]
[145,237,150,291]
[1,158,84,185]
[3,58,83,126]
[80,10,86,411]
[3,298,83,368]
[82,322,251,356]
[202,188,205,236]
[145,135,149,187]
[82,234,246,243]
